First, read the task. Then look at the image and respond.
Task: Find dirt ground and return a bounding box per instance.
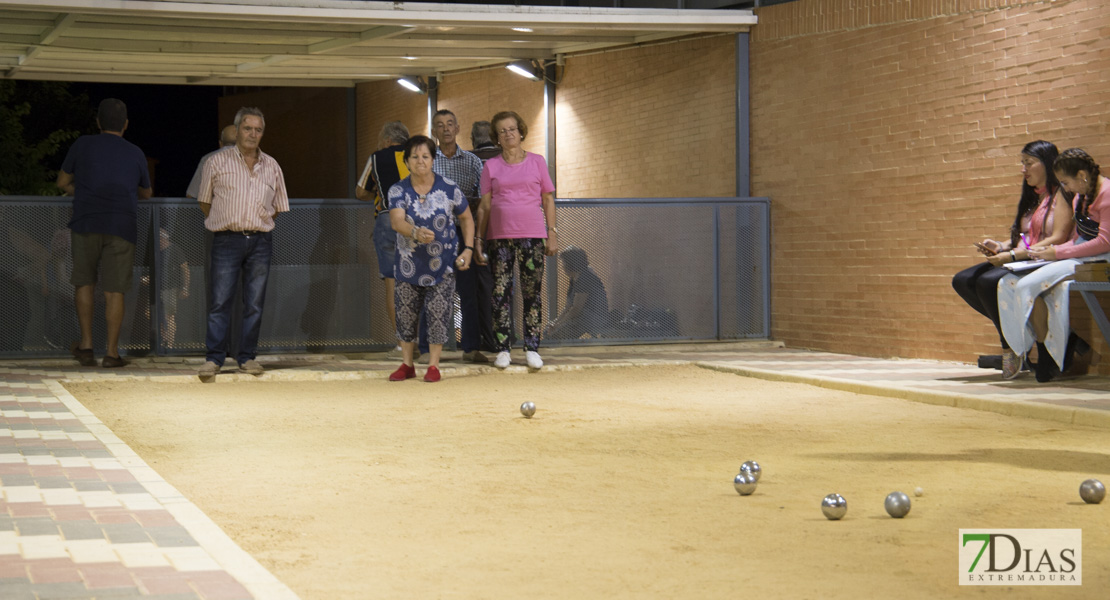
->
[67,365,1110,599]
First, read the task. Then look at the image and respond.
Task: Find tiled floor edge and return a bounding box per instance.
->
[695,362,1110,430]
[43,379,303,600]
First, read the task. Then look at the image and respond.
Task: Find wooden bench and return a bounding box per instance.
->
[1071,281,1110,347]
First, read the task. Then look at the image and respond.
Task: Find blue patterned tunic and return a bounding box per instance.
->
[388,174,469,286]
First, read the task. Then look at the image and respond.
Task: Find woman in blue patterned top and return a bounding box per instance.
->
[387,136,476,382]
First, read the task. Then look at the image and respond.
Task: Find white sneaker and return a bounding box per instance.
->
[494,351,511,369]
[525,351,543,369]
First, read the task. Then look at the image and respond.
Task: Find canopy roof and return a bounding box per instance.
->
[0,0,756,86]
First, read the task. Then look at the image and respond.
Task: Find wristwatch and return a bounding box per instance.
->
[547,225,559,234]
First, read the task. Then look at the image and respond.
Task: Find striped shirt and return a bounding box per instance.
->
[197,146,289,232]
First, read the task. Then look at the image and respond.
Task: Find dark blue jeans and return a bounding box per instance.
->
[206,231,272,366]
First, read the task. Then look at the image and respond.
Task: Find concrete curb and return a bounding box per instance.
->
[697,362,1110,430]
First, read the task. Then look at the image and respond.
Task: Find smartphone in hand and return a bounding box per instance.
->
[973,241,996,256]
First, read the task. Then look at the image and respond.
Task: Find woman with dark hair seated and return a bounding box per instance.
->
[1003,148,1110,382]
[952,140,1073,379]
[386,135,476,383]
[546,246,609,340]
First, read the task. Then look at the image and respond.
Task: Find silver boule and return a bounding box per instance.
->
[1080,479,1105,504]
[733,473,757,496]
[520,401,536,418]
[821,493,847,520]
[740,460,762,482]
[884,491,912,518]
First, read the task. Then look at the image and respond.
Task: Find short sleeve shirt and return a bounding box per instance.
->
[61,133,150,244]
[389,174,469,286]
[357,144,409,215]
[479,152,555,239]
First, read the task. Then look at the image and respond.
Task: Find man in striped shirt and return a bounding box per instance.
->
[195,107,290,377]
[431,109,493,362]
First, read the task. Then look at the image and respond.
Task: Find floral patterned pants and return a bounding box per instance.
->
[394,272,455,345]
[488,238,545,352]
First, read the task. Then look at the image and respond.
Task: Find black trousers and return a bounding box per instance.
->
[952,262,1011,349]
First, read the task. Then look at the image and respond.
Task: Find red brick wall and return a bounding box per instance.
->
[354,80,430,181]
[557,35,737,198]
[751,0,1110,367]
[437,68,547,157]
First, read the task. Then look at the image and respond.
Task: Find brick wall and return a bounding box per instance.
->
[355,35,738,199]
[557,35,737,198]
[437,68,547,157]
[354,80,430,181]
[751,0,1110,368]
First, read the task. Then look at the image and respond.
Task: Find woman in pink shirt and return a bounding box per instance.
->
[475,111,559,370]
[1000,149,1110,382]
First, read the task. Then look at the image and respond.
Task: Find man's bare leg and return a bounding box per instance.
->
[104,291,124,358]
[75,285,95,350]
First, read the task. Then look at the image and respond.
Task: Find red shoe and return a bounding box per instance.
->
[423,365,441,383]
[389,363,416,381]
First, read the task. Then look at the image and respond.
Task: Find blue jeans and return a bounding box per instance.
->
[206,231,272,366]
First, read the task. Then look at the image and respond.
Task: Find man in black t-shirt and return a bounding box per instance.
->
[57,98,151,368]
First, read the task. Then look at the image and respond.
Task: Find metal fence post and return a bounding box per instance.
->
[714,204,721,340]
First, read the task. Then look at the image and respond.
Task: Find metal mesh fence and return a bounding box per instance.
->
[0,196,769,357]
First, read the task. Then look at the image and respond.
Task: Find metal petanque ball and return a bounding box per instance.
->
[520,401,536,419]
[884,491,912,518]
[821,493,847,520]
[740,460,762,483]
[1080,479,1106,504]
[733,473,757,496]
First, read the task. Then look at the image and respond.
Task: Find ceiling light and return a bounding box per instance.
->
[512,27,533,33]
[506,60,542,81]
[397,76,427,93]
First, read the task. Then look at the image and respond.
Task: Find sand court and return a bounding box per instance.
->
[65,364,1110,599]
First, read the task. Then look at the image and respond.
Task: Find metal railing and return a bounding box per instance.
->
[0,196,770,358]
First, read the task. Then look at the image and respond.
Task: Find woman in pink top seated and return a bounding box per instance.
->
[474,111,559,370]
[1000,149,1110,382]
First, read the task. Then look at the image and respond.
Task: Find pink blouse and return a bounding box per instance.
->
[1023,188,1056,244]
[1055,176,1110,259]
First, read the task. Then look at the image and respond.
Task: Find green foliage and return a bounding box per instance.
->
[0,80,91,195]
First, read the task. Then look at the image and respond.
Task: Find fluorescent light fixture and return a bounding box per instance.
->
[512,27,533,32]
[506,60,541,81]
[397,76,426,93]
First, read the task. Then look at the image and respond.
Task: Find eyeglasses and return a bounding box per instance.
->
[497,126,519,136]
